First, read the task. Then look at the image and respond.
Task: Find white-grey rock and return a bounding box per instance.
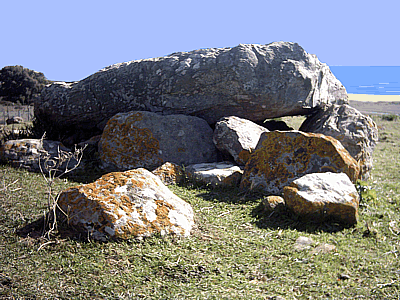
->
[6,116,24,125]
[185,162,244,187]
[57,168,195,240]
[36,42,347,144]
[99,111,217,171]
[300,104,378,180]
[213,116,269,165]
[0,139,79,174]
[294,236,314,251]
[283,172,360,225]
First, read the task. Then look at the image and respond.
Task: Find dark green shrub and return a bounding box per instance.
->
[381,114,399,121]
[0,65,52,105]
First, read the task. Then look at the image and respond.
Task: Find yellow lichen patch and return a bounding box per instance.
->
[262,195,285,212]
[240,131,360,195]
[221,171,242,187]
[283,184,359,225]
[152,162,184,185]
[99,112,163,170]
[57,169,193,240]
[283,186,324,216]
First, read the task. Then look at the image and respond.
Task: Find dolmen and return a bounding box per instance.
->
[2,41,379,240]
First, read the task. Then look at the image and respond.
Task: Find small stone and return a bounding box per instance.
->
[152,162,185,185]
[262,196,285,212]
[338,274,351,280]
[294,236,314,251]
[311,243,336,255]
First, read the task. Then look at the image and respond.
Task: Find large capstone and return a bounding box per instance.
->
[35,42,347,144]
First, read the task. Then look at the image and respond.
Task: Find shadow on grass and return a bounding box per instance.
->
[179,181,350,234]
[250,201,350,233]
[16,214,92,242]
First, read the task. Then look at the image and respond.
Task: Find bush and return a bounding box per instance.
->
[381,114,399,121]
[0,65,52,105]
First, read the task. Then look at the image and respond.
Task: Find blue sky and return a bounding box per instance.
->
[1,0,399,81]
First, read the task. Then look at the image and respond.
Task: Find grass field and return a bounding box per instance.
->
[0,115,399,299]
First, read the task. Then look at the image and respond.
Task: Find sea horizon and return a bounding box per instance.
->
[329,66,400,96]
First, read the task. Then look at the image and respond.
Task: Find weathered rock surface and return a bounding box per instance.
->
[0,139,79,173]
[185,162,243,187]
[99,111,217,171]
[152,162,185,186]
[36,42,347,144]
[262,195,286,213]
[213,116,269,165]
[57,168,194,240]
[294,236,314,251]
[240,131,360,195]
[283,172,360,225]
[300,104,378,180]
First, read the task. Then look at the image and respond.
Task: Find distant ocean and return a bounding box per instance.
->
[329,66,400,95]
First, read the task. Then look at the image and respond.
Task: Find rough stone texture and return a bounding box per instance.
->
[299,104,378,180]
[36,42,347,144]
[283,172,360,225]
[57,168,194,240]
[185,162,244,187]
[240,131,360,195]
[213,116,269,165]
[152,162,185,186]
[262,196,286,213]
[98,111,217,171]
[0,139,79,173]
[294,236,314,251]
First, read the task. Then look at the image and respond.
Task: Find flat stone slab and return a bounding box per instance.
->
[185,162,244,187]
[0,139,79,174]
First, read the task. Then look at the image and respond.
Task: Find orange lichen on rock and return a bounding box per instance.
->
[99,112,163,171]
[57,168,194,240]
[237,149,252,165]
[240,131,360,195]
[282,172,359,225]
[262,195,286,212]
[152,162,185,185]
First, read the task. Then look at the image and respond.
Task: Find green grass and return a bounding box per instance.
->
[1,115,399,299]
